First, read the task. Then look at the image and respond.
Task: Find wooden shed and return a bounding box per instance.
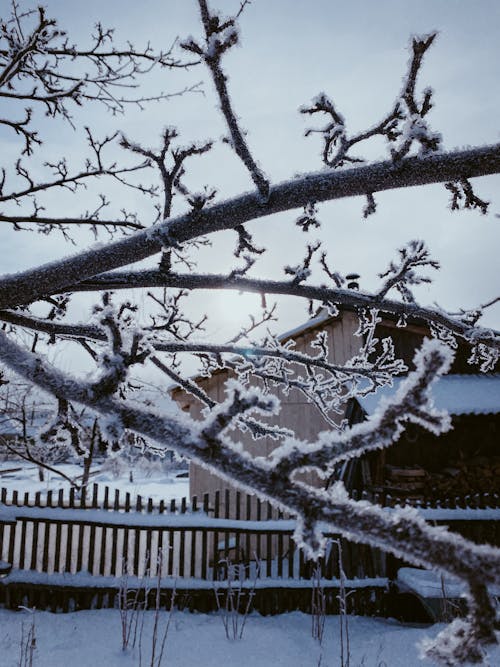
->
[343,373,500,503]
[171,303,499,519]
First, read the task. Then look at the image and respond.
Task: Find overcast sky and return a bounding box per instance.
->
[1,0,499,376]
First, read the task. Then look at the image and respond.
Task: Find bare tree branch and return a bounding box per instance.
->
[181,0,269,198]
[1,143,499,310]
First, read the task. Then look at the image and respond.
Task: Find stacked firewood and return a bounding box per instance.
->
[382,456,500,498]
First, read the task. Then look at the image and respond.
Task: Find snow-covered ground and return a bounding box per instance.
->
[3,607,499,667]
[0,460,190,503]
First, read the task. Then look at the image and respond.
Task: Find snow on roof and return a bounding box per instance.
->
[358,374,500,417]
[278,310,333,342]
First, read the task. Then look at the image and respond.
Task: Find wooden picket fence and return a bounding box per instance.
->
[1,484,499,614]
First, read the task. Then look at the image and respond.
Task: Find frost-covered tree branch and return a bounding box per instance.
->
[50,266,500,351]
[1,143,499,310]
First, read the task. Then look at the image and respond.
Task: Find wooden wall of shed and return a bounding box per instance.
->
[172,311,361,517]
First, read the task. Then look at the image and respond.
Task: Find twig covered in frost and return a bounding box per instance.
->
[181,0,269,198]
[301,33,440,169]
[377,240,440,302]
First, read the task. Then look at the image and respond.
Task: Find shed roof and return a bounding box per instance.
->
[357,374,500,417]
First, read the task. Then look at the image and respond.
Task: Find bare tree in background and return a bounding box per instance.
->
[0,2,499,663]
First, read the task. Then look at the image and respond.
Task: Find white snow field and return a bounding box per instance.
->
[2,607,499,667]
[0,460,190,503]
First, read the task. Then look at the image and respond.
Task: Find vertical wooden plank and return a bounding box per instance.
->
[1,488,6,504]
[222,490,231,576]
[192,496,198,513]
[87,524,97,574]
[190,527,197,578]
[147,498,153,514]
[133,528,141,576]
[8,521,16,566]
[159,499,165,514]
[65,523,74,573]
[299,541,306,579]
[19,519,28,568]
[125,492,131,513]
[42,522,51,572]
[223,490,230,569]
[179,527,185,577]
[201,493,209,580]
[30,520,39,570]
[277,529,283,578]
[266,502,273,577]
[114,489,120,511]
[121,527,129,574]
[110,527,118,576]
[57,489,64,508]
[104,486,110,510]
[157,529,164,575]
[136,495,142,513]
[246,494,252,574]
[54,522,63,573]
[92,483,99,508]
[145,529,153,571]
[288,531,294,579]
[235,492,241,563]
[0,522,4,561]
[170,499,176,514]
[69,487,75,508]
[213,491,220,581]
[181,497,187,514]
[167,528,174,576]
[256,499,262,564]
[23,491,30,506]
[46,490,53,508]
[99,526,108,575]
[12,490,18,507]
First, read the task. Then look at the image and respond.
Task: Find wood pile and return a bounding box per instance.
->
[380,456,500,499]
